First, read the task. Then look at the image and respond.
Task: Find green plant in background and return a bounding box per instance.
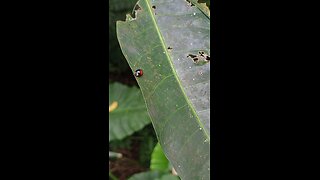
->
[109,82,151,141]
[109,82,152,179]
[117,0,210,179]
[109,82,176,179]
[150,143,170,172]
[129,143,179,180]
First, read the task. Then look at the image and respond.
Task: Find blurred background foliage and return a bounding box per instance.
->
[109,0,210,179]
[109,0,137,74]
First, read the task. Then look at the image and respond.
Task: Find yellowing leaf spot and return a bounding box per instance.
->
[109,101,118,112]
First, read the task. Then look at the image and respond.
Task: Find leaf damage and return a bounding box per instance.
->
[131,4,143,19]
[187,51,210,65]
[185,0,210,17]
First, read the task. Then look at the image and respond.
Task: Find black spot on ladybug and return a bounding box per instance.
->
[134,69,143,77]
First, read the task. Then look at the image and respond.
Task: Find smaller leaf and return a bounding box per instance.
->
[150,143,170,172]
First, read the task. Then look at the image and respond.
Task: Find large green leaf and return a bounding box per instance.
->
[109,82,151,142]
[116,0,210,179]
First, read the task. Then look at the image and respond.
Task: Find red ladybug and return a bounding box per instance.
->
[134,69,143,77]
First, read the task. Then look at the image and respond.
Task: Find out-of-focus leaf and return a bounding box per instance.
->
[128,171,179,180]
[109,135,132,150]
[109,82,151,142]
[117,0,210,179]
[109,0,138,12]
[150,143,170,172]
[138,125,158,167]
[160,174,180,180]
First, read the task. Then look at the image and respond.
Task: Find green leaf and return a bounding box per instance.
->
[128,171,179,180]
[138,127,158,167]
[109,172,118,180]
[109,82,151,142]
[116,0,210,179]
[150,143,170,171]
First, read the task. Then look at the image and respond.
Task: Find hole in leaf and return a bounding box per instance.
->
[187,51,210,65]
[167,47,173,50]
[131,4,142,19]
[185,0,195,6]
[152,5,156,9]
[134,4,142,11]
[187,54,197,58]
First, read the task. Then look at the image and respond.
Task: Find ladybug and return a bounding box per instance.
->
[134,69,143,77]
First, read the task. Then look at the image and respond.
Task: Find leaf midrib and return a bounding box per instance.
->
[144,0,210,141]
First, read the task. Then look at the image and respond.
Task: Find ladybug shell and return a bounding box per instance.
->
[134,69,143,77]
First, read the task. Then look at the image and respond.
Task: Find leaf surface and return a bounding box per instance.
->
[117,0,210,179]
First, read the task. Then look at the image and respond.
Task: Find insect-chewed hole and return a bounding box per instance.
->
[187,52,210,65]
[167,46,173,50]
[131,4,142,18]
[185,0,195,6]
[134,4,142,11]
[152,5,156,9]
[187,54,197,58]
